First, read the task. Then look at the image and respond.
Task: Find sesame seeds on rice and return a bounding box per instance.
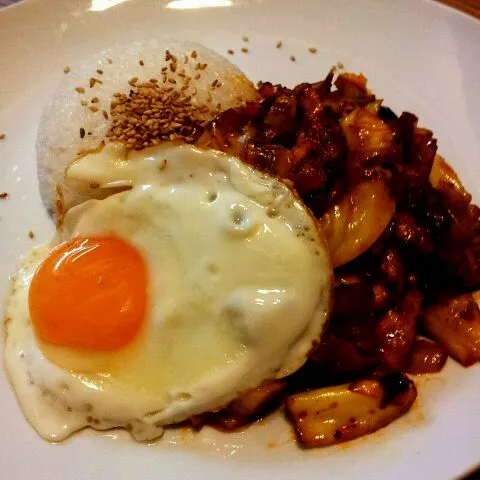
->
[37,39,259,211]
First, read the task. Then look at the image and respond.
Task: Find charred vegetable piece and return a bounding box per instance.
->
[422,292,480,366]
[320,178,396,267]
[209,380,288,431]
[407,338,448,375]
[286,375,417,447]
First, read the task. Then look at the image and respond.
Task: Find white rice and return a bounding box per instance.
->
[36,38,258,212]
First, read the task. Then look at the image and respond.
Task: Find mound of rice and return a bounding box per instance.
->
[37,38,259,212]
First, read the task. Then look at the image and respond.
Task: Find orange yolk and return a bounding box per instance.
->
[29,236,147,351]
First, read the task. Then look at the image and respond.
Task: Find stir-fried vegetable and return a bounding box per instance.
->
[208,380,288,431]
[286,374,417,447]
[422,292,480,366]
[407,338,448,374]
[319,178,396,267]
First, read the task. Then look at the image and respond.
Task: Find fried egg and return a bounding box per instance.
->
[4,144,332,441]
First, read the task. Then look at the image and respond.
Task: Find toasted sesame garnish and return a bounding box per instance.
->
[75,87,85,94]
[337,61,345,69]
[63,66,71,74]
[194,73,201,80]
[91,97,99,103]
[28,230,35,239]
[242,36,249,42]
[289,55,296,62]
[106,77,220,150]
[165,50,177,63]
[191,50,197,59]
[102,109,109,120]
[276,41,283,49]
[80,128,86,139]
[211,79,219,88]
[159,159,167,171]
[81,100,88,106]
[308,47,317,54]
[96,69,104,75]
[89,78,95,88]
[89,106,99,113]
[139,60,144,66]
[227,49,234,55]
[241,47,249,53]
[256,80,263,88]
[0,192,8,199]
[128,77,138,86]
[107,58,113,64]
[55,185,65,230]
[0,133,5,140]
[184,54,188,64]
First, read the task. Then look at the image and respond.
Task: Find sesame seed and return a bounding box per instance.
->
[0,133,5,140]
[105,76,216,150]
[308,47,317,54]
[75,87,85,94]
[0,192,8,199]
[80,128,86,139]
[96,69,104,75]
[276,41,283,48]
[107,58,113,64]
[91,97,99,103]
[81,100,88,106]
[89,106,99,112]
[102,110,109,120]
[28,230,35,239]
[128,77,138,86]
[256,80,263,88]
[242,35,249,42]
[227,49,234,55]
[89,78,95,88]
[289,55,296,62]
[184,54,188,64]
[139,60,144,66]
[63,66,71,74]
[241,47,249,53]
[211,79,219,87]
[191,50,197,59]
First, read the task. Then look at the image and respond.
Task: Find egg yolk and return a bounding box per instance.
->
[29,236,147,351]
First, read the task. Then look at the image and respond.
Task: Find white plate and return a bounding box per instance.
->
[0,0,479,478]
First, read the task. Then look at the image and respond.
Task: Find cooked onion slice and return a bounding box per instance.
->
[319,178,396,267]
[286,375,417,447]
[422,291,480,367]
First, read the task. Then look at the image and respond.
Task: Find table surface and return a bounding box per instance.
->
[0,0,479,17]
[438,0,480,18]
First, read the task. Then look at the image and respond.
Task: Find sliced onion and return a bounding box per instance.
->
[319,178,396,267]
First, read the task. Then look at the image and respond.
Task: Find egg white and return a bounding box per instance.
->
[4,144,331,441]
